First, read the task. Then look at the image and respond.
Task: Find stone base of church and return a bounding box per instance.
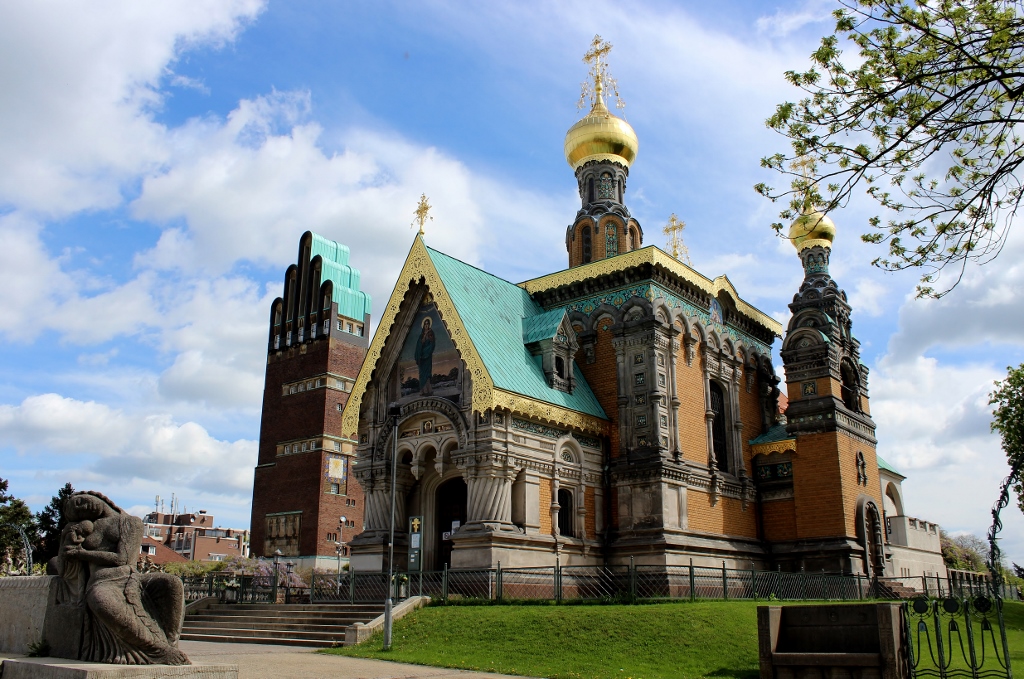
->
[767,536,869,574]
[609,528,769,569]
[0,658,237,679]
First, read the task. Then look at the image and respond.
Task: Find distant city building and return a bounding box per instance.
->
[248,231,371,570]
[142,510,249,563]
[139,535,188,567]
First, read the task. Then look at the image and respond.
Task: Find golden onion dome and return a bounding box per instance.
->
[788,206,836,251]
[564,88,639,170]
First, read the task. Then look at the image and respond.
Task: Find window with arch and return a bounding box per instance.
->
[582,226,592,263]
[555,356,565,379]
[709,381,729,472]
[597,172,614,199]
[841,360,860,411]
[557,488,574,537]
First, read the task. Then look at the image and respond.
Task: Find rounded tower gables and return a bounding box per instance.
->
[564,37,643,268]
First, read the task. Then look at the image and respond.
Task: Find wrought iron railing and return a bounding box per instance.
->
[903,595,1012,679]
[185,565,1022,606]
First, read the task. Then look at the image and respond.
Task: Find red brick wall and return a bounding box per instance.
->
[250,332,367,559]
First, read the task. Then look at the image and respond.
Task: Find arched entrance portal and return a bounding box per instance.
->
[436,477,467,569]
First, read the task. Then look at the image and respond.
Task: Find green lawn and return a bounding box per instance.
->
[322,600,1024,679]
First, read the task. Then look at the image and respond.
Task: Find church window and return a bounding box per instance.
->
[636,414,648,427]
[709,381,729,472]
[582,226,592,263]
[557,488,574,537]
[841,360,860,412]
[587,178,595,203]
[337,320,344,331]
[274,335,280,350]
[606,225,618,257]
[323,319,330,334]
[357,325,364,336]
[329,483,340,495]
[597,172,613,199]
[555,356,565,379]
[286,331,292,346]
[347,322,354,333]
[334,441,342,451]
[628,229,634,250]
[635,372,646,386]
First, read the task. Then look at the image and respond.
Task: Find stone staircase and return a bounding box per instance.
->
[181,602,385,647]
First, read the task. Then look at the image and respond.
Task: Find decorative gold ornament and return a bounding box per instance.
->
[751,439,797,457]
[518,246,782,337]
[663,213,691,265]
[412,193,433,237]
[787,156,836,251]
[564,35,638,170]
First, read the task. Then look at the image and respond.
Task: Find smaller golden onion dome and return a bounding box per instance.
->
[564,88,639,170]
[788,206,836,251]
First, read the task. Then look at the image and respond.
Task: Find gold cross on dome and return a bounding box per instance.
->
[663,213,691,265]
[578,35,625,111]
[790,155,817,210]
[411,193,433,236]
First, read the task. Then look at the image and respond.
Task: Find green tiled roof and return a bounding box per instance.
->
[522,309,567,344]
[749,423,793,446]
[426,247,607,420]
[876,454,904,477]
[309,233,371,320]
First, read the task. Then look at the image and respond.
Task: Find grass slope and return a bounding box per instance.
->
[324,600,1024,679]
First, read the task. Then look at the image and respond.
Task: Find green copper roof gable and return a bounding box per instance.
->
[308,232,371,320]
[522,309,568,345]
[426,247,606,420]
[749,423,793,446]
[876,454,904,477]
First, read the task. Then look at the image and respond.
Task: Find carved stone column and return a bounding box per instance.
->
[460,454,517,528]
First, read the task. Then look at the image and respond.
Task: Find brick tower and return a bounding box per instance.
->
[777,207,887,575]
[249,231,371,570]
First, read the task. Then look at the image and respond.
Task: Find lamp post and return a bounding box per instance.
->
[272,549,282,604]
[285,561,294,604]
[335,515,348,597]
[384,403,401,650]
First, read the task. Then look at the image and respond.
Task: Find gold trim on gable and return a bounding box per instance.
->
[751,439,797,456]
[493,389,609,436]
[342,237,494,437]
[342,237,610,438]
[519,246,782,337]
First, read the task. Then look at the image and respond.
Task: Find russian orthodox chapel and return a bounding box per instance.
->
[341,43,899,576]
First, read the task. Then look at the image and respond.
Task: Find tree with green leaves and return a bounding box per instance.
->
[0,477,37,573]
[990,363,1024,512]
[757,0,1024,298]
[33,482,75,566]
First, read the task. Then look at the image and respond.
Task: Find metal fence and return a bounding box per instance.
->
[188,565,1022,606]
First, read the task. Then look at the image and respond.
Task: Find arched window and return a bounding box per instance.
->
[597,172,613,199]
[557,488,574,537]
[555,356,565,379]
[841,360,860,411]
[709,381,729,472]
[587,178,595,203]
[606,225,618,257]
[582,226,592,263]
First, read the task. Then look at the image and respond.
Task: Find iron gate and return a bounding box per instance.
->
[903,595,1012,679]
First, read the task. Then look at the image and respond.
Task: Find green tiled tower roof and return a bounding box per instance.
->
[309,232,371,320]
[426,247,607,420]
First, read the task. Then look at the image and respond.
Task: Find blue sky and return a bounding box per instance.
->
[1,0,1022,562]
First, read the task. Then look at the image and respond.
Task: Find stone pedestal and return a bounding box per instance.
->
[0,658,237,679]
[0,577,55,654]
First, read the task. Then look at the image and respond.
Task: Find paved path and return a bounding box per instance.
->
[180,640,538,679]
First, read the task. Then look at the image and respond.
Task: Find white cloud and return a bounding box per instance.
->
[755,1,834,38]
[0,393,256,497]
[0,0,264,216]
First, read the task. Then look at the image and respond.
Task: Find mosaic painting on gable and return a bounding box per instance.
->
[397,301,462,404]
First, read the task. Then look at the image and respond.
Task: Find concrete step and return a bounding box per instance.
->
[181,625,347,642]
[211,603,384,612]
[183,619,350,633]
[188,611,380,622]
[179,632,338,648]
